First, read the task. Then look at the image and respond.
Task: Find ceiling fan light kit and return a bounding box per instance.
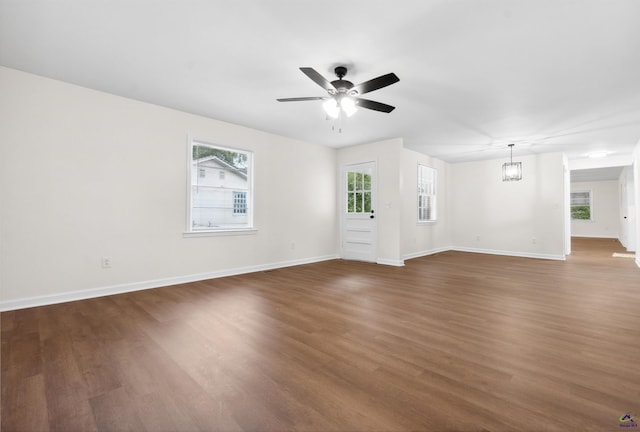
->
[277,66,399,121]
[322,99,340,119]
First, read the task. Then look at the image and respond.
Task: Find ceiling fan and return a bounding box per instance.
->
[277,66,400,118]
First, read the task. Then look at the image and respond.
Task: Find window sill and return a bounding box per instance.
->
[183,228,257,238]
[417,220,437,225]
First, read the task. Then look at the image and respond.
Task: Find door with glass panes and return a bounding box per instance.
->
[341,162,377,262]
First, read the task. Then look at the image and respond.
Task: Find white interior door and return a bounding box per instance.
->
[341,162,377,262]
[620,180,629,248]
[620,167,637,252]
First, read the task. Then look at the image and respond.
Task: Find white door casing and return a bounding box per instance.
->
[341,162,377,262]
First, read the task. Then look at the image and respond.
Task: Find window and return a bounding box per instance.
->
[418,165,437,222]
[189,139,253,232]
[571,191,592,220]
[198,168,206,178]
[233,191,247,214]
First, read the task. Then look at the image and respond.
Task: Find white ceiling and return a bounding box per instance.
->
[570,166,624,182]
[1,0,640,164]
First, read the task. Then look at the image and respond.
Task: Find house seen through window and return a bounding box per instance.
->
[189,140,253,231]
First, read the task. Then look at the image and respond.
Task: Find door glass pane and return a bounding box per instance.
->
[356,172,363,190]
[348,172,355,191]
[364,173,371,191]
[347,192,354,212]
[364,192,372,212]
[355,192,363,212]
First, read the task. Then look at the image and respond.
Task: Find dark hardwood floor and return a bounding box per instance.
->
[2,238,639,431]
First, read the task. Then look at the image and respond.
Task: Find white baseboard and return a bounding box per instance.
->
[403,246,451,261]
[571,235,619,239]
[0,254,338,312]
[376,258,405,267]
[451,246,566,261]
[404,246,565,261]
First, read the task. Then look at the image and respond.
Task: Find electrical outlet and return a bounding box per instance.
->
[101,256,112,268]
[290,242,296,250]
[532,237,537,244]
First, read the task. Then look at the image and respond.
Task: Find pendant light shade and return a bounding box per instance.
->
[340,97,357,117]
[502,144,522,181]
[322,99,340,119]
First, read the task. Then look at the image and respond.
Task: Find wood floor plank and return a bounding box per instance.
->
[89,387,147,432]
[40,309,98,432]
[1,373,50,432]
[1,237,639,431]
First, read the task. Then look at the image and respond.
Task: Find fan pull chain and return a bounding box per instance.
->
[327,112,344,133]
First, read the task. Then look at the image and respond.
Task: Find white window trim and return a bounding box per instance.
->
[183,228,257,238]
[417,220,438,225]
[417,164,437,223]
[184,136,255,236]
[570,189,593,221]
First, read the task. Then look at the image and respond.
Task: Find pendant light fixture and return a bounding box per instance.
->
[502,144,522,181]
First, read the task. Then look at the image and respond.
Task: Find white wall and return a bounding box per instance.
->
[0,67,338,308]
[570,180,620,238]
[401,148,451,259]
[336,138,404,266]
[450,153,566,260]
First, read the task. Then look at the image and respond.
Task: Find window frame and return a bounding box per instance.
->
[417,164,437,223]
[184,137,256,237]
[570,190,593,221]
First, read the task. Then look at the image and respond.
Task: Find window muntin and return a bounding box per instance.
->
[418,165,437,222]
[189,140,253,231]
[570,191,592,220]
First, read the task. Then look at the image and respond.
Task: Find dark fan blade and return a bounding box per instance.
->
[300,67,336,92]
[352,73,399,95]
[355,98,396,113]
[277,97,327,102]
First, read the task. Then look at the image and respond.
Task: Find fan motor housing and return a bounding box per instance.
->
[331,79,354,93]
